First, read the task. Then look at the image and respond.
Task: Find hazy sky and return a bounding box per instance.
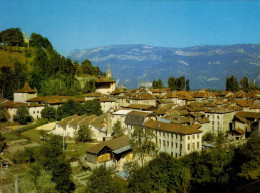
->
[1,0,260,56]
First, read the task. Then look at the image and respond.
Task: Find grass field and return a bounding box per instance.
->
[2,132,22,141]
[65,141,96,158]
[21,129,44,144]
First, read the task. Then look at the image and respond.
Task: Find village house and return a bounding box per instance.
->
[129,92,157,106]
[13,82,37,103]
[204,108,235,135]
[98,97,117,113]
[232,111,260,136]
[3,101,44,121]
[53,115,79,137]
[125,103,157,112]
[143,120,202,158]
[95,65,116,94]
[84,92,102,101]
[125,111,157,135]
[27,96,85,109]
[65,114,89,137]
[86,135,132,170]
[111,109,132,132]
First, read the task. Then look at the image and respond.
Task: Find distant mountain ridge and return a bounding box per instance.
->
[68,44,260,89]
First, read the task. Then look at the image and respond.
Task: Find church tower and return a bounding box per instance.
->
[106,64,112,79]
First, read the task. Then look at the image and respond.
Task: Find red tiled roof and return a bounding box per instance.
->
[14,82,37,93]
[144,120,202,135]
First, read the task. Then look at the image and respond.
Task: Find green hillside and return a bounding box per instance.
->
[0,28,103,99]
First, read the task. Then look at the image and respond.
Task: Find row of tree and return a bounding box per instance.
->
[152,76,190,91]
[226,75,259,92]
[168,76,190,91]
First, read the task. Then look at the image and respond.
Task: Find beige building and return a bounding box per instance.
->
[14,82,37,103]
[143,120,202,158]
[95,65,116,94]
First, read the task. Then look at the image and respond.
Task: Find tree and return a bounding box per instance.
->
[81,99,102,116]
[75,125,92,142]
[39,130,48,141]
[87,165,127,193]
[0,133,7,153]
[0,105,10,122]
[152,80,158,89]
[0,28,24,46]
[157,79,163,89]
[240,77,249,92]
[186,79,190,91]
[56,100,82,120]
[35,169,58,193]
[226,75,240,92]
[168,77,176,90]
[41,105,56,121]
[14,105,32,124]
[130,126,156,167]
[202,132,214,142]
[112,121,124,138]
[29,32,53,50]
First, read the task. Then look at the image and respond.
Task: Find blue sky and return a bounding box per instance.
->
[1,0,260,56]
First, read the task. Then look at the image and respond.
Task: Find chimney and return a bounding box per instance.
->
[107,110,111,137]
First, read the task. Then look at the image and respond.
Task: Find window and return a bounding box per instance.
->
[33,111,35,114]
[167,133,169,138]
[213,115,214,118]
[212,121,214,125]
[171,152,173,157]
[188,144,190,150]
[192,135,195,139]
[175,153,178,158]
[163,140,165,147]
[188,136,190,140]
[163,133,165,137]
[167,141,169,147]
[171,142,173,147]
[217,116,219,119]
[197,142,200,149]
[192,143,195,150]
[171,134,173,139]
[159,139,161,145]
[207,115,210,118]
[218,121,220,125]
[180,136,183,141]
[197,134,199,139]
[176,135,178,140]
[218,126,220,132]
[176,143,178,148]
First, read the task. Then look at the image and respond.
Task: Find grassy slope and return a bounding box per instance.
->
[0,46,35,70]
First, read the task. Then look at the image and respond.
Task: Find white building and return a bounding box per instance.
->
[143,120,202,158]
[13,82,37,103]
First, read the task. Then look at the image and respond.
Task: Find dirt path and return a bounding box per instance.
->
[35,122,56,131]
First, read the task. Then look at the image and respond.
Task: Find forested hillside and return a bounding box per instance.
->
[0,28,103,99]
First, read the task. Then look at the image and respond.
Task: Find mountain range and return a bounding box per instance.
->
[68,44,260,89]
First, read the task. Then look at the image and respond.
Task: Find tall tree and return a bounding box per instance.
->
[112,121,124,138]
[152,80,158,89]
[186,79,190,91]
[14,105,32,124]
[240,77,249,92]
[130,126,156,167]
[29,33,53,50]
[75,125,92,142]
[157,79,163,89]
[41,105,56,121]
[0,28,24,46]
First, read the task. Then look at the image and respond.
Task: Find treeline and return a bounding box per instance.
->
[152,76,190,91]
[0,28,104,99]
[226,75,259,92]
[87,132,260,193]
